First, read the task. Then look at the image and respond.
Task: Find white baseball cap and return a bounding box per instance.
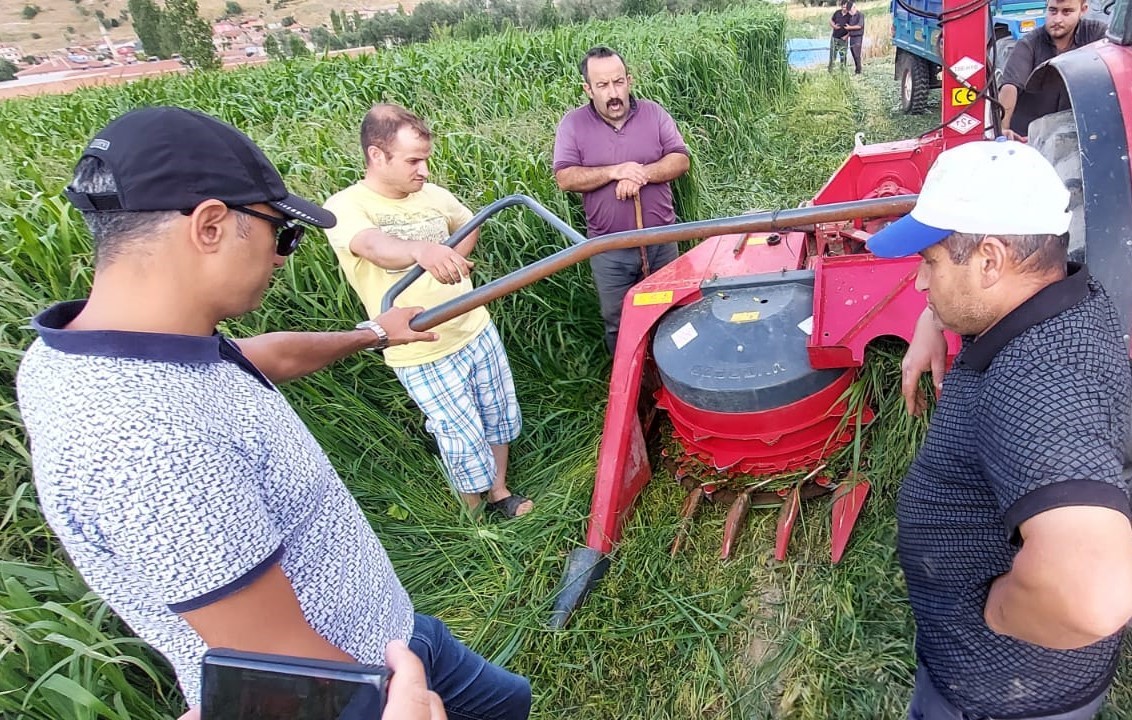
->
[867,138,1071,258]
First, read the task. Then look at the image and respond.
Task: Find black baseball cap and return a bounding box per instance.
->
[63,106,336,229]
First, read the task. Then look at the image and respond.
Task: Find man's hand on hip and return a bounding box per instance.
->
[412,243,474,285]
[611,161,649,185]
[615,179,642,200]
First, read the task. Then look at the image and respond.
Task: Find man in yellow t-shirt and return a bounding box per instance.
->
[323,104,532,519]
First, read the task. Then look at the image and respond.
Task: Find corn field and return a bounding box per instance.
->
[4,4,1130,720]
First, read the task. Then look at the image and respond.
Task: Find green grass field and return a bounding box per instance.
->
[2,5,1130,719]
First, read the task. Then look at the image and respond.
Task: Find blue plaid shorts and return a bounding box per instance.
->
[393,321,521,494]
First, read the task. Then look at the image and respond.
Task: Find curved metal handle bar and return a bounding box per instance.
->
[397,194,917,331]
[380,194,587,312]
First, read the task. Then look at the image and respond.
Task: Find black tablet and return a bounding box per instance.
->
[200,648,390,720]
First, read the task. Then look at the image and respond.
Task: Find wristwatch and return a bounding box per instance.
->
[355,319,390,351]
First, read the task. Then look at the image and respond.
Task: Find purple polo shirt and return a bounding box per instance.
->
[553,97,689,238]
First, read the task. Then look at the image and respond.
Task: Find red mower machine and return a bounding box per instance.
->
[383,0,1132,628]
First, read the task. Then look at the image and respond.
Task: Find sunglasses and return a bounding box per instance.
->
[229,205,305,257]
[180,205,306,256]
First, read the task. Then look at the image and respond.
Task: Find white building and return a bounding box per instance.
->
[1,45,24,64]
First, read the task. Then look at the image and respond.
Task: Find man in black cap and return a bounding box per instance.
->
[16,107,532,720]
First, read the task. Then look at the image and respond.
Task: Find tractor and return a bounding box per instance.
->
[381,0,1132,628]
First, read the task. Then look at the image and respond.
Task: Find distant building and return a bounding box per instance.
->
[1,45,23,64]
[213,20,253,50]
[358,1,425,17]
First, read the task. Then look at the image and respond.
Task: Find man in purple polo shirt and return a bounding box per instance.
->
[553,45,691,353]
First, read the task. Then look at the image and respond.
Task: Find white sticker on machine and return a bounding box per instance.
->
[949,56,984,81]
[797,315,814,336]
[671,322,698,350]
[947,113,981,135]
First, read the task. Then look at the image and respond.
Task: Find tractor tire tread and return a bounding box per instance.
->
[898,52,932,115]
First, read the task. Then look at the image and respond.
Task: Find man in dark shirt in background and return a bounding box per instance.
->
[829,0,850,71]
[998,0,1108,139]
[830,0,865,73]
[868,139,1132,719]
[553,46,690,353]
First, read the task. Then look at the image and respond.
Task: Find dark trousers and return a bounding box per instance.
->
[829,36,848,70]
[409,613,532,720]
[907,665,1106,720]
[849,35,863,73]
[589,242,680,353]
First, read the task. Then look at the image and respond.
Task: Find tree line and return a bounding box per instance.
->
[128,0,221,70]
[276,0,734,56]
[85,0,738,70]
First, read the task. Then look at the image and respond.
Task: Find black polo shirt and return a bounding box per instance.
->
[831,9,864,38]
[1000,18,1109,134]
[897,264,1132,718]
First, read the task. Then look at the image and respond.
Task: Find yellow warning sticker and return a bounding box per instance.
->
[951,87,977,106]
[746,236,768,245]
[633,290,674,306]
[730,311,761,323]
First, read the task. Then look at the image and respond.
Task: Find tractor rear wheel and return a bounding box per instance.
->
[1028,109,1085,261]
[897,51,931,114]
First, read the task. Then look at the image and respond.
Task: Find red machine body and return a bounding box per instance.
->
[550,0,1132,625]
[549,0,993,625]
[583,0,990,551]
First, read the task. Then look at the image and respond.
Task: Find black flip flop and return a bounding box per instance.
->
[486,493,533,518]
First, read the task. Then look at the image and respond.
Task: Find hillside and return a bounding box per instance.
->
[1,0,421,56]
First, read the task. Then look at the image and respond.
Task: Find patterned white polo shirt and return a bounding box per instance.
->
[16,300,415,704]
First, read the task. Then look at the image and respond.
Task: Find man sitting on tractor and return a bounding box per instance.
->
[999,0,1108,140]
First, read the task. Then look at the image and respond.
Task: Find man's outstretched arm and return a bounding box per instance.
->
[996,38,1035,137]
[999,83,1021,137]
[234,306,438,383]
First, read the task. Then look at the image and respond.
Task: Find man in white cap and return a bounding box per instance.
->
[867,138,1132,719]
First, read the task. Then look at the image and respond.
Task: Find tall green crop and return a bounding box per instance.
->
[0,6,851,719]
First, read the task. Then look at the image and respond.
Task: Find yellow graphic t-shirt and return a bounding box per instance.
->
[323,182,490,367]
